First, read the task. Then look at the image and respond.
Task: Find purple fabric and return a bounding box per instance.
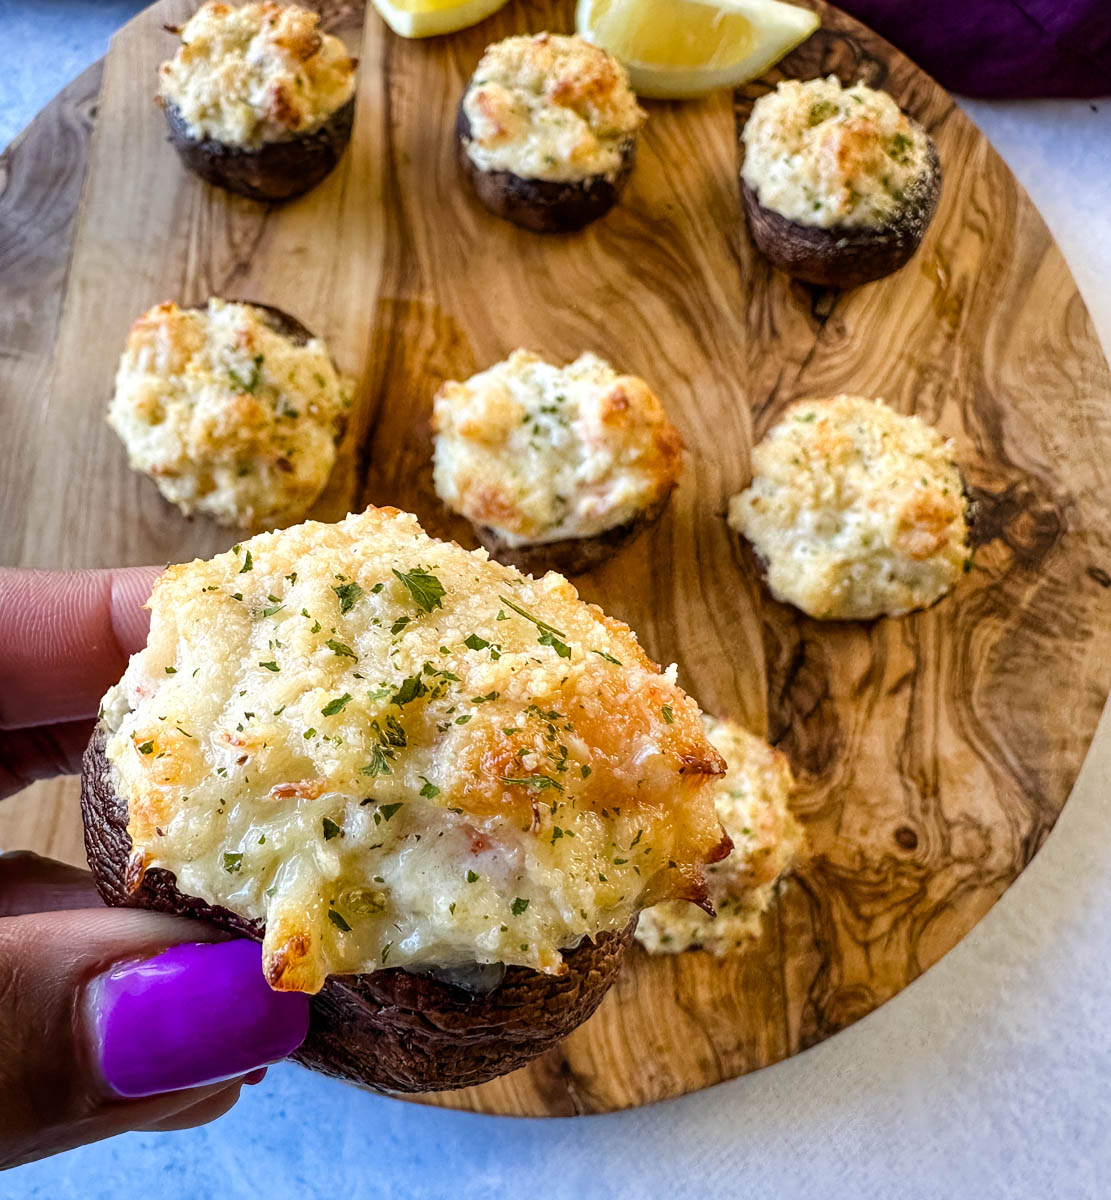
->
[839,0,1111,97]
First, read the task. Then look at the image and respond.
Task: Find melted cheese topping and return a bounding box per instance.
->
[432,350,683,547]
[462,33,645,182]
[728,396,970,620]
[635,716,803,955]
[158,2,356,148]
[108,299,352,530]
[742,76,933,229]
[101,507,727,993]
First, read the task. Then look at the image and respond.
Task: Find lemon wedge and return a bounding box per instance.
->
[575,0,820,99]
[370,0,510,39]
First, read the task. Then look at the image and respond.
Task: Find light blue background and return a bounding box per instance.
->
[3,4,1110,1197]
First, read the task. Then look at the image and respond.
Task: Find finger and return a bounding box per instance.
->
[0,719,94,801]
[134,1079,248,1133]
[0,852,104,916]
[0,908,308,1169]
[0,566,161,731]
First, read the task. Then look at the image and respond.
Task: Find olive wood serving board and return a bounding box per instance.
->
[1,0,1110,1117]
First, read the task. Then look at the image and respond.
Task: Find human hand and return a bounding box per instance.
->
[0,568,309,1168]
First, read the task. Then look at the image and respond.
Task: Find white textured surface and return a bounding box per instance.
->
[2,8,1110,1198]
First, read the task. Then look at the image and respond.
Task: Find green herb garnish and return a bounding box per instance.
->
[393,567,446,613]
[321,693,352,716]
[332,581,364,614]
[500,775,564,792]
[391,675,427,706]
[498,595,571,657]
[361,746,392,777]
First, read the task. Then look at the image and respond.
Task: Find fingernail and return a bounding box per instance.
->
[89,941,309,1098]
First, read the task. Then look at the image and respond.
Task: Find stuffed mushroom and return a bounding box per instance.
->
[636,715,804,956]
[456,32,646,233]
[432,349,684,575]
[728,395,971,620]
[158,2,357,202]
[740,76,941,288]
[81,506,730,1092]
[107,298,352,530]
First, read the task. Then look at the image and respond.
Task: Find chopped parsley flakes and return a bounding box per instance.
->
[393,567,446,613]
[332,581,364,613]
[325,638,357,659]
[498,595,571,658]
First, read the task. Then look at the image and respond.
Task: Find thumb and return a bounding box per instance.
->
[0,906,308,1168]
[0,566,161,730]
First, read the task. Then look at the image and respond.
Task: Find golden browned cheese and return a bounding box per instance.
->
[636,716,804,955]
[432,350,684,547]
[100,507,728,992]
[108,299,352,530]
[462,33,645,182]
[742,76,932,229]
[158,2,356,148]
[728,395,970,619]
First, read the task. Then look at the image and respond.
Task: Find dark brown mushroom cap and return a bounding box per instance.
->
[455,101,637,234]
[80,726,634,1092]
[164,95,355,203]
[474,486,676,576]
[740,139,942,288]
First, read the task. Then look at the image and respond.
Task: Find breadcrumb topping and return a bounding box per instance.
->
[108,299,352,530]
[728,395,970,620]
[101,508,728,992]
[159,2,356,148]
[742,76,933,229]
[432,349,683,547]
[636,716,803,955]
[462,33,645,182]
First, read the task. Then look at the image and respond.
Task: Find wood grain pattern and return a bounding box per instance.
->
[1,0,1110,1116]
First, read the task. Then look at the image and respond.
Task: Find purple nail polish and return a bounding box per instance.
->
[90,941,309,1098]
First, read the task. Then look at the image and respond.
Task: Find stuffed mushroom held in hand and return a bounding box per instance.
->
[81,507,730,1092]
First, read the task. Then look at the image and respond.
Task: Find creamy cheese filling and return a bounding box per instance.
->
[102,509,727,992]
[432,350,683,547]
[108,298,352,530]
[635,716,803,956]
[742,76,932,229]
[728,396,970,620]
[462,33,645,182]
[159,2,356,149]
